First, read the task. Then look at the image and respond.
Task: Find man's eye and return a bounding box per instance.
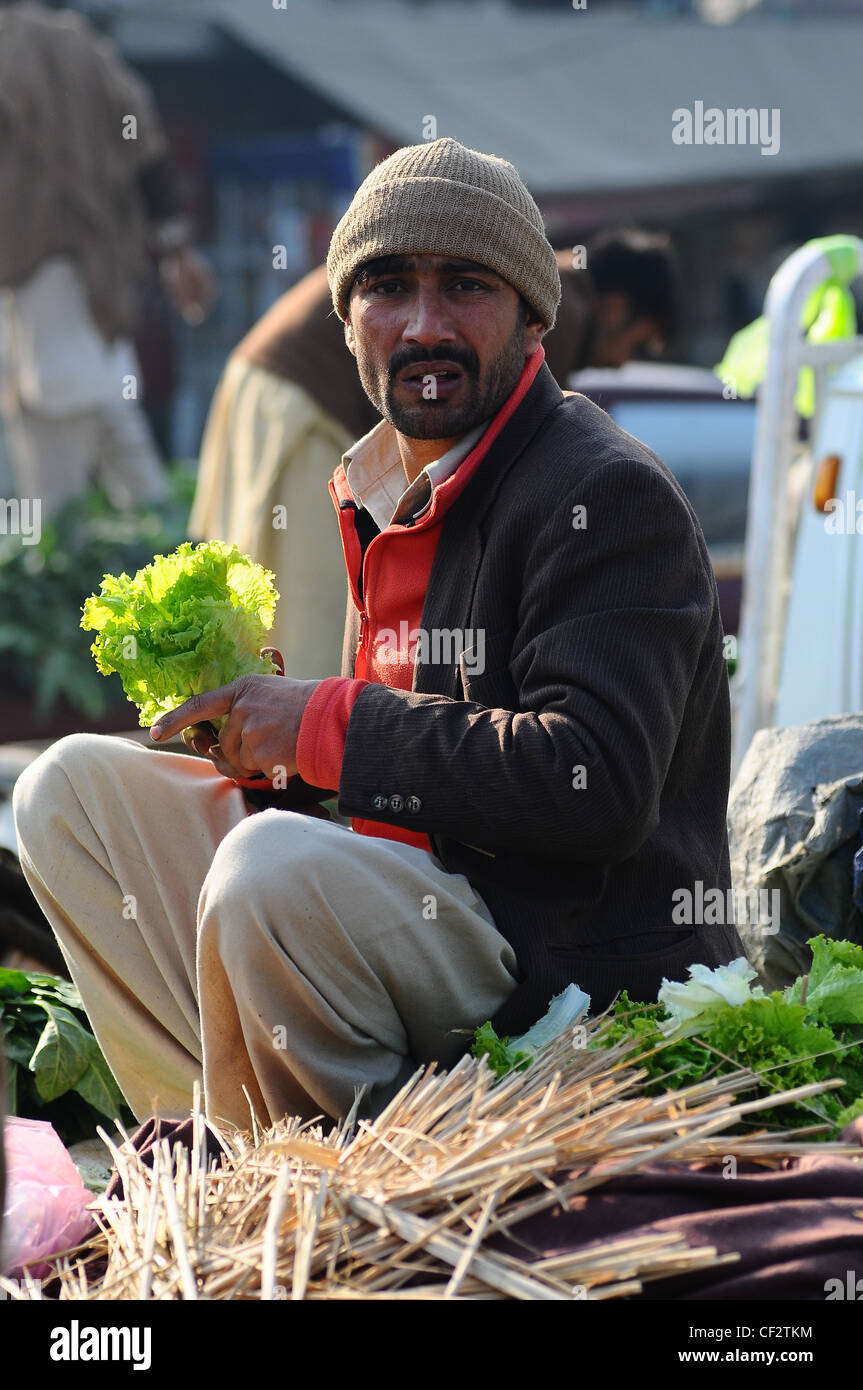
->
[370,280,403,294]
[453,279,490,291]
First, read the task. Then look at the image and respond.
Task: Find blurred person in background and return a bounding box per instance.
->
[543,228,681,384]
[189,263,380,679]
[0,0,214,517]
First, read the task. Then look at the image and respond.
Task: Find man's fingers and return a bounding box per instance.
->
[181,722,219,756]
[205,744,240,781]
[217,719,262,778]
[150,685,238,742]
[181,723,256,779]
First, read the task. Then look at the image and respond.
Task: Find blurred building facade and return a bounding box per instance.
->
[57,0,863,459]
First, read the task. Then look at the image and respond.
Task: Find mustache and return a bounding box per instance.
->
[389,348,478,380]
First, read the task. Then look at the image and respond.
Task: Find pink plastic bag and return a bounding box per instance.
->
[2,1117,96,1279]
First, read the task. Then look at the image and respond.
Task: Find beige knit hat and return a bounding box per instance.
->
[327,137,561,330]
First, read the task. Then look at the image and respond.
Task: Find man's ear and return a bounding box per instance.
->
[344,314,357,358]
[525,317,546,356]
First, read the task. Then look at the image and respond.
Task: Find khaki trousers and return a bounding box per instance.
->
[188,358,352,681]
[12,734,517,1130]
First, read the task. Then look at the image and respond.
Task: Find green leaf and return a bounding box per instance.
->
[834,1096,863,1132]
[1,967,133,1138]
[471,1021,531,1078]
[3,1032,37,1067]
[28,1002,92,1102]
[27,973,84,1009]
[786,934,863,1025]
[508,984,590,1056]
[0,967,31,997]
[6,1004,51,1026]
[71,1035,127,1120]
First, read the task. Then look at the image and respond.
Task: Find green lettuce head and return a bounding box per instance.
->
[81,540,279,728]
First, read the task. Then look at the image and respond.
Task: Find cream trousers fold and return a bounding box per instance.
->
[12,733,517,1130]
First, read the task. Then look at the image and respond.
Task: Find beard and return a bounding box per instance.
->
[355,314,528,440]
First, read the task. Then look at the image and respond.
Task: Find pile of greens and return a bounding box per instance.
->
[81,538,280,728]
[1,968,134,1146]
[473,935,863,1139]
[472,983,590,1078]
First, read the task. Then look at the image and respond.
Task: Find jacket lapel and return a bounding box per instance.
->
[414,362,564,696]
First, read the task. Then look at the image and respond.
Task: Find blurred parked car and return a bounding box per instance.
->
[569,361,756,635]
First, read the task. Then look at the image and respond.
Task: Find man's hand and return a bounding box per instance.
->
[149,648,321,781]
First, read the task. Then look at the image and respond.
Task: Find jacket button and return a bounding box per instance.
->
[388,793,404,812]
[371,793,388,810]
[405,795,422,814]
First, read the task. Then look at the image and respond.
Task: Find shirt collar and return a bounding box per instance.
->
[344,416,489,531]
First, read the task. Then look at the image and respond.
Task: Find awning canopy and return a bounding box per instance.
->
[144,0,863,195]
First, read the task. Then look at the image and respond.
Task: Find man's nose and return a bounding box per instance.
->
[401,287,457,345]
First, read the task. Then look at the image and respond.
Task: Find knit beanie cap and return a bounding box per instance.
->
[327,137,561,330]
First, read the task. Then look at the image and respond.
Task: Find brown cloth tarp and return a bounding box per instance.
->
[99,1115,863,1300]
[235,263,381,442]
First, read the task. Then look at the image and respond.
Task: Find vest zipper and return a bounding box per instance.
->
[357,528,384,663]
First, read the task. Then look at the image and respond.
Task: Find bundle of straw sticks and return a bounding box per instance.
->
[9,1016,857,1300]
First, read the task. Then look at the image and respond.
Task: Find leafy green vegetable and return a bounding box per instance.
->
[29,1002,93,1102]
[785,933,863,1026]
[1,969,133,1146]
[473,936,863,1138]
[593,991,732,1091]
[657,957,764,1037]
[471,985,590,1079]
[476,932,863,1140]
[592,984,863,1139]
[702,995,862,1132]
[81,539,280,727]
[471,1022,531,1078]
[74,1035,130,1117]
[515,983,590,1051]
[0,967,29,996]
[835,1096,863,1130]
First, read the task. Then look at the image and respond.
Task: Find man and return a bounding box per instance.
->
[543,229,681,384]
[188,264,380,679]
[189,231,678,680]
[13,138,742,1134]
[0,0,212,515]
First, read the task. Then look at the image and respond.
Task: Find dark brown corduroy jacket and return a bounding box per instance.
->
[285,360,743,1037]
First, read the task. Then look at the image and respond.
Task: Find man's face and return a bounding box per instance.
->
[344,254,545,439]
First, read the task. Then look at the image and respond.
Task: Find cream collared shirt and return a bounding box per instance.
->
[344,416,489,531]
